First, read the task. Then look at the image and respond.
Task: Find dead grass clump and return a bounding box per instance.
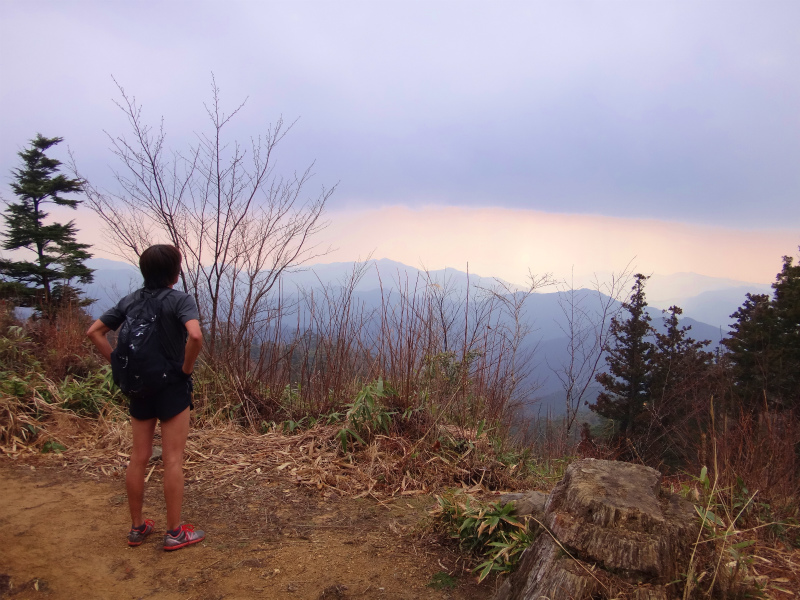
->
[1,381,127,454]
[25,306,99,380]
[0,300,20,333]
[678,402,800,599]
[0,302,100,382]
[1,394,45,449]
[0,310,38,375]
[2,386,537,500]
[711,410,800,511]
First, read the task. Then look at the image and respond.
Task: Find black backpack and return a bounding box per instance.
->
[111,288,175,400]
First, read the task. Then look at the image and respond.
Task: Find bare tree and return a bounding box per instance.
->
[552,266,633,433]
[76,77,334,379]
[479,272,555,417]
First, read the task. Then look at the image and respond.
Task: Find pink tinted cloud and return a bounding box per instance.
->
[52,202,795,286]
[320,205,797,285]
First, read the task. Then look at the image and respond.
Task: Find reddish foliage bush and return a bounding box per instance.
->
[26,305,100,380]
[709,409,800,508]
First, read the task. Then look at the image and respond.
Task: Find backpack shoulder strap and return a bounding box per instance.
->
[122,288,149,318]
[140,287,174,302]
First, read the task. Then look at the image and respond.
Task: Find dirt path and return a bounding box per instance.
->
[1,459,492,599]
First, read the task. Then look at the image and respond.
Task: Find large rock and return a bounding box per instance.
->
[498,491,548,523]
[494,459,698,600]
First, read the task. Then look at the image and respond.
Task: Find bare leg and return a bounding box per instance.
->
[127,417,157,528]
[161,407,190,531]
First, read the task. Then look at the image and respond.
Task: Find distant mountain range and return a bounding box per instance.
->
[80,257,768,415]
[84,257,768,329]
[644,272,771,328]
[81,257,521,318]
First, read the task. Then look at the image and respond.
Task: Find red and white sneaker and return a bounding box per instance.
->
[163,524,205,551]
[127,519,155,546]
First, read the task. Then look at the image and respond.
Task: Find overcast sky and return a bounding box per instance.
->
[1,1,798,285]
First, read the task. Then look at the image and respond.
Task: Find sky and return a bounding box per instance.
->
[1,1,798,288]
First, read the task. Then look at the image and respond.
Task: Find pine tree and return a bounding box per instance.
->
[771,254,800,410]
[647,306,714,463]
[591,273,655,437]
[0,134,94,306]
[722,293,774,411]
[650,306,713,411]
[723,252,800,412]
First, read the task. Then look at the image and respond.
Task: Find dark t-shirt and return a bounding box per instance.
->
[99,287,200,363]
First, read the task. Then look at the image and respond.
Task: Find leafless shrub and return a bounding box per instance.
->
[551,266,633,434]
[75,76,333,399]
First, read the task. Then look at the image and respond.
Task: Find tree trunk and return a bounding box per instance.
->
[495,459,698,600]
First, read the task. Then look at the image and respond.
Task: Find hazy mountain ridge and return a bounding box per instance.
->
[644,272,771,328]
[81,258,745,415]
[282,258,515,295]
[81,258,741,353]
[82,257,512,314]
[84,257,769,329]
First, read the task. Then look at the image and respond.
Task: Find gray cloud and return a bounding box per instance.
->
[1,1,798,227]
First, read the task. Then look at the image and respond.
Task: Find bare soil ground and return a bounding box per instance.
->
[0,458,494,600]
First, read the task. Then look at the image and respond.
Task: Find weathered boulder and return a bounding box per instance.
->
[498,491,548,523]
[494,459,697,600]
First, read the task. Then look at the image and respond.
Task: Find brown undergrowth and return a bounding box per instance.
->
[0,301,541,500]
[3,303,799,598]
[5,391,799,598]
[1,389,542,501]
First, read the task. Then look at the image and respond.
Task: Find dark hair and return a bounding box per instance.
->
[139,244,182,289]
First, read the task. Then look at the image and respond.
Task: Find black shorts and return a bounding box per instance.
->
[129,372,194,422]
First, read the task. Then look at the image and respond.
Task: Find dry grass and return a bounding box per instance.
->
[2,299,798,598]
[1,390,538,501]
[3,391,799,597]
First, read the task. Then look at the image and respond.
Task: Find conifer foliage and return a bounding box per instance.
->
[650,305,714,415]
[723,253,800,412]
[592,274,655,438]
[591,275,714,457]
[0,134,94,306]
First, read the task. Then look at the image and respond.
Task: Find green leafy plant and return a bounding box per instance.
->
[41,440,66,454]
[682,464,777,599]
[282,416,308,434]
[338,378,397,452]
[0,372,36,398]
[280,383,301,407]
[324,410,344,425]
[226,402,243,421]
[432,490,533,582]
[426,571,458,590]
[525,456,574,486]
[58,365,121,416]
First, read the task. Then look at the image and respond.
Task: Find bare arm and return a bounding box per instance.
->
[182,319,203,375]
[86,320,113,363]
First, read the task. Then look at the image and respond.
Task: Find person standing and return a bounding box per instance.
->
[87,244,205,550]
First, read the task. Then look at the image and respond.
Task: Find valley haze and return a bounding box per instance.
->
[79,256,745,415]
[83,257,769,331]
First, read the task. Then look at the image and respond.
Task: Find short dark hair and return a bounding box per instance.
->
[139,244,182,289]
